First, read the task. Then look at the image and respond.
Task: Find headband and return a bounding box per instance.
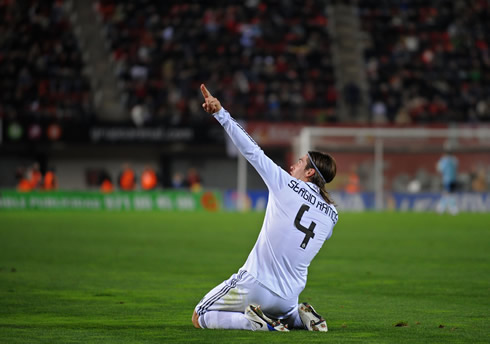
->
[307,151,327,185]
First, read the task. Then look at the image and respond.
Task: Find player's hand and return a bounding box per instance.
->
[200,84,222,114]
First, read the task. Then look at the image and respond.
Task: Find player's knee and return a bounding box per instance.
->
[192,310,201,329]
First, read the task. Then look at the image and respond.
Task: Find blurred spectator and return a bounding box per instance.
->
[99,169,114,193]
[414,168,432,192]
[171,172,186,189]
[17,180,32,192]
[43,167,58,190]
[344,164,361,193]
[186,167,202,192]
[95,0,337,123]
[371,99,388,124]
[15,166,26,185]
[141,165,158,190]
[407,179,421,193]
[359,0,490,124]
[100,178,114,193]
[343,82,361,119]
[17,169,32,192]
[131,102,151,127]
[27,163,42,190]
[118,163,136,190]
[0,0,94,121]
[471,166,487,192]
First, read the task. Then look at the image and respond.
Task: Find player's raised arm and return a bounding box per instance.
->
[200,84,288,193]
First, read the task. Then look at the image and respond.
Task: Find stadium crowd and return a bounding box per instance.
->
[0,0,94,121]
[82,163,202,193]
[0,0,488,126]
[95,0,337,124]
[359,0,490,123]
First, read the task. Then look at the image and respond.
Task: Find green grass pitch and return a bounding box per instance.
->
[0,211,489,343]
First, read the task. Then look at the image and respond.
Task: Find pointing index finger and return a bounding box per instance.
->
[200,84,211,99]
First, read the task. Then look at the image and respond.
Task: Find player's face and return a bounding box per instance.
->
[290,154,309,180]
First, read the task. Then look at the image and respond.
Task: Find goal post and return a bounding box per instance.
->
[294,126,490,211]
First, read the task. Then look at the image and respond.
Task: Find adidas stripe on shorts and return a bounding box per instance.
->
[195,270,298,320]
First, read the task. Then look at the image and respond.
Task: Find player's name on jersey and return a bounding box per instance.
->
[288,179,338,224]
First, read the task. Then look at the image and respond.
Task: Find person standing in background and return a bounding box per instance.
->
[141,165,158,190]
[471,166,487,192]
[171,172,186,189]
[344,164,361,194]
[186,167,202,192]
[118,163,136,191]
[436,147,458,215]
[43,167,57,190]
[16,166,32,192]
[28,163,42,190]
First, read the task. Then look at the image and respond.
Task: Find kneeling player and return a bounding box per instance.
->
[192,85,338,332]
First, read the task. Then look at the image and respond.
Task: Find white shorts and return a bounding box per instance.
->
[195,270,298,320]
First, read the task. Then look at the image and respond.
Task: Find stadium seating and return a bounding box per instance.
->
[0,0,94,121]
[2,0,488,126]
[95,0,337,123]
[358,0,490,123]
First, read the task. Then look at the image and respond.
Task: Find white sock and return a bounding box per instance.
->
[448,195,459,215]
[437,196,448,213]
[200,311,253,330]
[291,309,304,329]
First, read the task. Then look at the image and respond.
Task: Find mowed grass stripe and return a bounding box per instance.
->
[0,211,488,343]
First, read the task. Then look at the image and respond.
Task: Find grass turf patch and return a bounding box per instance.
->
[0,211,489,343]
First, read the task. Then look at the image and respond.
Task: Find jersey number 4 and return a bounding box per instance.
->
[294,204,316,249]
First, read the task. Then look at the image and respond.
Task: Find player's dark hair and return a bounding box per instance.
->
[306,151,336,205]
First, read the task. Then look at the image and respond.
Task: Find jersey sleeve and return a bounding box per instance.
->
[213,108,288,193]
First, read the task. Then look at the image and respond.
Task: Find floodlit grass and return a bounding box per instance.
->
[0,211,489,343]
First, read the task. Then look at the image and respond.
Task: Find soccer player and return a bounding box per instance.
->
[436,147,459,215]
[192,84,339,332]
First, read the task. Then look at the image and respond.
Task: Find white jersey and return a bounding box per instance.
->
[214,108,339,299]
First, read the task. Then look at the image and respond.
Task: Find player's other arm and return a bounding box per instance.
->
[200,84,287,192]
